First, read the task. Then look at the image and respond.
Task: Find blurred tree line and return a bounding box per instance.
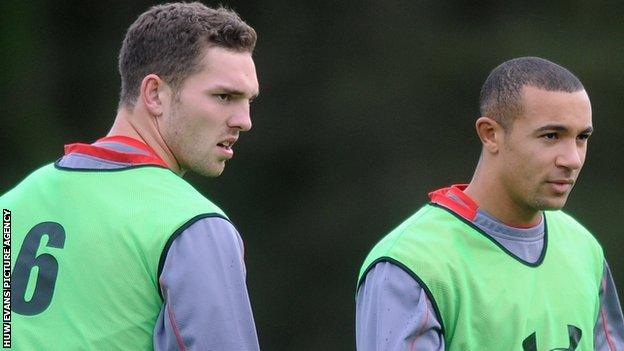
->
[1,1,622,349]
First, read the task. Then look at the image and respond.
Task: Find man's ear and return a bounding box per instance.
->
[139,74,170,117]
[475,116,503,154]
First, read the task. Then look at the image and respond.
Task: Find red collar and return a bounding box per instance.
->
[64,135,168,167]
[428,184,478,221]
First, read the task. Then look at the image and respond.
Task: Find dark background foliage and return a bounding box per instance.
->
[1,1,622,349]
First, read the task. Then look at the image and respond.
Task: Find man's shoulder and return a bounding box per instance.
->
[545,210,603,253]
[0,163,56,199]
[358,205,461,273]
[122,167,229,219]
[27,161,227,219]
[384,203,465,241]
[545,210,595,237]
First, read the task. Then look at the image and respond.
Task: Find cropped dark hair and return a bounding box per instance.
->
[479,57,584,129]
[118,2,257,108]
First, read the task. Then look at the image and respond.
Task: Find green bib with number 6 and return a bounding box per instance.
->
[0,163,226,350]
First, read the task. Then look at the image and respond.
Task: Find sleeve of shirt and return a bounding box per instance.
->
[355,261,445,351]
[153,216,260,351]
[595,260,624,351]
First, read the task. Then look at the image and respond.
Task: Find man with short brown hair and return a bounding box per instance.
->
[2,3,260,349]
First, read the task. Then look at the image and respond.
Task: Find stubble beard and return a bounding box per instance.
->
[532,184,572,212]
[182,147,225,178]
[167,99,226,178]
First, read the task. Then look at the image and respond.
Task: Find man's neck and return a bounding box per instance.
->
[464,166,542,228]
[108,106,183,175]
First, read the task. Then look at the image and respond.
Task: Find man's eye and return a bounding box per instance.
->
[542,132,557,140]
[578,133,591,141]
[215,94,230,102]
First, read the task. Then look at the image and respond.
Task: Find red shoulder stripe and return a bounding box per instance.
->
[428,184,478,221]
[64,135,168,167]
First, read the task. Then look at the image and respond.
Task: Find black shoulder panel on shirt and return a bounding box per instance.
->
[428,203,549,267]
[157,213,232,300]
[359,257,447,336]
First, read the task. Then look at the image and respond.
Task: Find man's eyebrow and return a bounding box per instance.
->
[535,124,593,133]
[581,126,594,134]
[213,85,259,99]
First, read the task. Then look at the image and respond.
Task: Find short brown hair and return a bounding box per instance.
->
[118,2,257,108]
[479,57,584,129]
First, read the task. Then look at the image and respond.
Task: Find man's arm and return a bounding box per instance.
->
[595,260,624,350]
[356,261,444,351]
[153,217,260,351]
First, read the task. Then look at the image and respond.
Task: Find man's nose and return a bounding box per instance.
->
[555,140,584,170]
[228,104,252,132]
